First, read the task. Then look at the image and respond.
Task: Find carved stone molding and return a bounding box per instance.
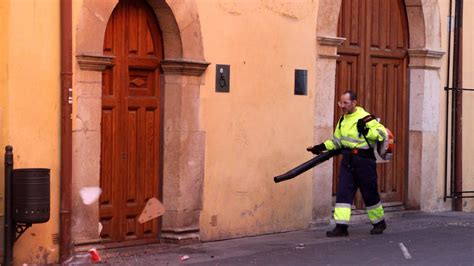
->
[161,227,200,243]
[408,49,445,69]
[76,54,115,71]
[408,49,444,58]
[161,59,210,76]
[318,54,340,59]
[317,36,345,59]
[317,36,346,46]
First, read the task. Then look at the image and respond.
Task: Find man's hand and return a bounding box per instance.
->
[306,143,326,155]
[357,119,369,136]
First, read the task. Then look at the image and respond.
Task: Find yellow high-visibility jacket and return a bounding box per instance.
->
[324,106,387,150]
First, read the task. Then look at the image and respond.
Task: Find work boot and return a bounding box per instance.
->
[326,224,349,237]
[370,220,387,235]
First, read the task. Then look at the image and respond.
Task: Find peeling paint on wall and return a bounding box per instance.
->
[263,0,316,19]
[218,0,316,19]
[25,245,54,265]
[218,1,263,15]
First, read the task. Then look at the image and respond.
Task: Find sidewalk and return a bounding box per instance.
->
[103,211,474,265]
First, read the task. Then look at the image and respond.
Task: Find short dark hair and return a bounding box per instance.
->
[343,90,357,101]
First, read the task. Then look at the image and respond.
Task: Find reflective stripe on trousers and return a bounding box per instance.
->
[367,202,385,224]
[334,203,351,224]
[334,202,385,224]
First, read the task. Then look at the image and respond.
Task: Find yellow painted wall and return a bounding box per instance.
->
[437,0,452,211]
[197,1,318,240]
[0,0,9,214]
[2,0,61,264]
[462,0,474,212]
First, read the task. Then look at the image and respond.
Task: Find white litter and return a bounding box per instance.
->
[62,253,92,265]
[138,197,165,224]
[79,187,102,205]
[398,242,412,259]
[98,222,103,235]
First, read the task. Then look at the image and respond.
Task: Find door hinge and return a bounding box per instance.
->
[68,87,73,105]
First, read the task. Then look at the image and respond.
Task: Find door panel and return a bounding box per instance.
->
[100,0,163,243]
[334,0,408,208]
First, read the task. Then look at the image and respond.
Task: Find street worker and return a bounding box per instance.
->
[307,90,387,237]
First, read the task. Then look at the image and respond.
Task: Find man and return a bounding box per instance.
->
[307,90,387,237]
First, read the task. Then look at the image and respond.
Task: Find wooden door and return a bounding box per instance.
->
[100,0,163,243]
[334,0,409,208]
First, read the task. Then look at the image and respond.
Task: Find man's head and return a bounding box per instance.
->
[338,90,357,114]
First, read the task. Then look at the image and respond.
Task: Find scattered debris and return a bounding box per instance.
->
[180,255,190,262]
[79,187,102,205]
[447,222,471,227]
[61,249,101,264]
[138,197,165,224]
[398,243,412,259]
[62,253,92,265]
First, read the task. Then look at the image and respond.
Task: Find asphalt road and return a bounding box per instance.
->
[104,211,474,266]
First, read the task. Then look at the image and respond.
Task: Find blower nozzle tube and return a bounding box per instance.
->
[273,150,340,183]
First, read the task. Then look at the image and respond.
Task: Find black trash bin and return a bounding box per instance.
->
[12,168,50,223]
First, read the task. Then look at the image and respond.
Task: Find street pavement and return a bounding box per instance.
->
[103,211,474,265]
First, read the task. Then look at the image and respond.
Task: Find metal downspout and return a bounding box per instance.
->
[453,0,463,211]
[60,0,73,261]
[444,0,453,202]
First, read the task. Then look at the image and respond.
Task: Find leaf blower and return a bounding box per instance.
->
[273,149,341,183]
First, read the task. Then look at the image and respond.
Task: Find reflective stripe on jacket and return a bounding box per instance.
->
[324,106,386,150]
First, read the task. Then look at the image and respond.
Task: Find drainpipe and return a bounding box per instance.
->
[453,0,463,211]
[444,0,453,203]
[60,0,73,261]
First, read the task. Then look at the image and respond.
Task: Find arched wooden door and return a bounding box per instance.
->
[100,0,163,243]
[334,0,409,208]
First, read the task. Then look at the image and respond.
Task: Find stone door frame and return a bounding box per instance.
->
[72,0,209,247]
[312,0,445,223]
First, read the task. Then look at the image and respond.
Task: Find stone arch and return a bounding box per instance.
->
[72,0,209,245]
[312,0,444,223]
[75,0,206,60]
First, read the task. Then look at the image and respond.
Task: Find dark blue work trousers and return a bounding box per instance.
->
[336,150,381,207]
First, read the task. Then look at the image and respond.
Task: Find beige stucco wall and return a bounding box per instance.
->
[197,1,318,241]
[461,0,474,211]
[435,0,474,212]
[0,0,61,264]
